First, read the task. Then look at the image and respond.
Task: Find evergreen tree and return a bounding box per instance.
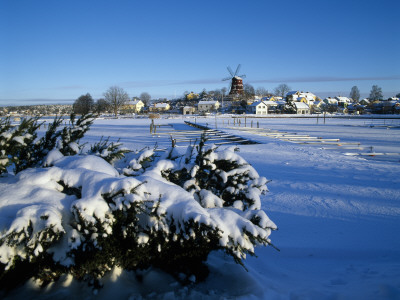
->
[283,99,297,114]
[349,86,360,102]
[369,85,383,101]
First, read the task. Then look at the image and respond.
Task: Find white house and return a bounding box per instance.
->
[294,102,310,114]
[182,106,196,115]
[248,100,279,114]
[248,101,268,115]
[198,100,220,113]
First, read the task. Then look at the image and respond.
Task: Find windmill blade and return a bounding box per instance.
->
[227,66,234,77]
[222,76,232,81]
[238,74,246,79]
[234,64,241,76]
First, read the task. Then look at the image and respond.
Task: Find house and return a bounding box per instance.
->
[286,91,316,103]
[286,91,300,101]
[182,106,196,115]
[335,97,352,107]
[359,99,370,105]
[150,103,170,112]
[294,102,310,114]
[248,100,279,114]
[261,96,282,102]
[198,100,220,113]
[123,100,144,113]
[323,97,338,106]
[248,101,268,115]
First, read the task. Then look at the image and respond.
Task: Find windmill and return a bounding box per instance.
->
[222,64,246,96]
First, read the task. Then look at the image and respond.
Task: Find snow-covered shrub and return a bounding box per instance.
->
[113,147,157,176]
[0,114,95,175]
[0,125,277,291]
[0,117,41,174]
[88,136,131,163]
[157,135,277,266]
[57,113,94,156]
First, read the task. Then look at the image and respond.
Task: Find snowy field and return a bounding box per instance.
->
[4,115,400,299]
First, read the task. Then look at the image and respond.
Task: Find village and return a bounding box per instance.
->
[1,66,399,117]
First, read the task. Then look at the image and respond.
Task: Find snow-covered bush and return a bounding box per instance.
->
[0,117,41,174]
[88,136,131,163]
[0,122,277,291]
[0,114,96,175]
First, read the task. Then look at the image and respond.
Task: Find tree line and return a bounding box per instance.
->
[73,86,151,116]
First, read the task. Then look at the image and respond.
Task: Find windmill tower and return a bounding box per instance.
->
[222,64,246,97]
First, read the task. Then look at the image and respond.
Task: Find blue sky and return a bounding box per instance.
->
[1,0,399,106]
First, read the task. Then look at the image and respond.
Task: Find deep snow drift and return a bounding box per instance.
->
[2,115,400,299]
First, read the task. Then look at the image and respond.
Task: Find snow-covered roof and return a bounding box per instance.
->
[198,101,219,105]
[335,97,351,103]
[129,100,143,105]
[263,101,278,105]
[249,101,263,107]
[294,102,309,109]
[155,103,169,108]
[299,92,316,101]
[313,100,324,106]
[324,97,338,104]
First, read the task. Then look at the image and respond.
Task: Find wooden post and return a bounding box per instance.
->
[251,120,253,128]
[323,112,326,124]
[257,121,259,128]
[245,117,247,127]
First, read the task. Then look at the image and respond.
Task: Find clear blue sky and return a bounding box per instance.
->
[1,0,399,105]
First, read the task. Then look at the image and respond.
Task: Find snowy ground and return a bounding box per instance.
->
[4,115,400,299]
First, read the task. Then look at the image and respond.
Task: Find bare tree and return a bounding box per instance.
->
[274,84,291,98]
[221,87,227,96]
[73,93,94,114]
[140,92,151,107]
[243,83,255,99]
[255,87,269,97]
[104,86,129,116]
[349,86,360,102]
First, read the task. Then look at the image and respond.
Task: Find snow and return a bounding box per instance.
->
[294,102,310,109]
[1,115,400,299]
